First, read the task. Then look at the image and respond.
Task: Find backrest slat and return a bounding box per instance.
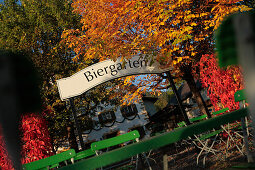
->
[177,121,186,128]
[23,149,76,170]
[190,114,207,123]
[74,149,95,161]
[91,130,140,152]
[212,107,229,116]
[177,115,207,128]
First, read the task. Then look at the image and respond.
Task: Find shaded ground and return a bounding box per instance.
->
[111,127,254,170]
[132,140,249,170]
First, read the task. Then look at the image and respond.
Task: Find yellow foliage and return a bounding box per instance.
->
[190,22,197,26]
[61,0,249,102]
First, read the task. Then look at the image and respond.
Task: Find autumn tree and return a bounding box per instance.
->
[62,0,250,115]
[0,0,128,152]
[0,0,81,152]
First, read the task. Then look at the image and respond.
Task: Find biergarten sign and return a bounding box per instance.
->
[57,55,171,100]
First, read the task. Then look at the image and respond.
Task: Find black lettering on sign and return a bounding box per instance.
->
[84,71,93,82]
[116,63,123,70]
[83,58,150,82]
[109,65,118,76]
[133,60,140,68]
[97,69,104,76]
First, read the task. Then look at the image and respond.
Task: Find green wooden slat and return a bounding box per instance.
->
[74,149,95,161]
[23,149,76,170]
[212,107,229,115]
[199,129,223,141]
[59,108,248,170]
[177,121,186,128]
[234,89,246,102]
[91,130,140,152]
[190,114,207,122]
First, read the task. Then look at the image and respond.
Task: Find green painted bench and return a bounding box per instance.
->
[91,130,152,170]
[23,149,76,170]
[59,108,248,170]
[74,131,139,162]
[91,130,140,169]
[91,130,140,154]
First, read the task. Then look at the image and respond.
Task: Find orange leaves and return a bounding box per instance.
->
[61,0,250,102]
[60,0,251,64]
[160,22,165,25]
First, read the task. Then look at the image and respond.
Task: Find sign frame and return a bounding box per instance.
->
[57,55,171,100]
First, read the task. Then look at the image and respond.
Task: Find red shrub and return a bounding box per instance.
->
[0,127,14,170]
[199,54,244,111]
[0,112,53,169]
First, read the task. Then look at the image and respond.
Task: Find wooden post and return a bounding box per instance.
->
[163,154,168,170]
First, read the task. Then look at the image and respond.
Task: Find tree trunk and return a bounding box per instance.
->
[67,123,79,152]
[50,137,57,155]
[181,65,211,118]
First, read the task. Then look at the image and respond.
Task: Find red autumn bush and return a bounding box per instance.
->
[199,54,244,112]
[0,127,14,170]
[21,112,53,164]
[0,112,53,169]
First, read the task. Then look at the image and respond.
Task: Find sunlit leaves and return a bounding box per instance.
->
[62,0,250,102]
[66,0,250,64]
[199,54,244,111]
[20,113,53,164]
[0,112,53,168]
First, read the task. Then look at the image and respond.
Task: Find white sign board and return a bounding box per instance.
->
[57,55,170,100]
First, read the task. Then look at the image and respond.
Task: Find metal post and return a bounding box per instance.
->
[163,154,168,170]
[240,101,253,163]
[69,98,86,150]
[166,71,191,125]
